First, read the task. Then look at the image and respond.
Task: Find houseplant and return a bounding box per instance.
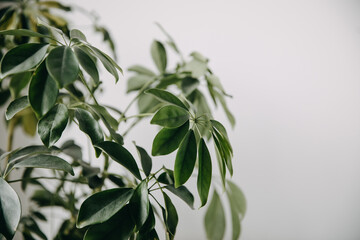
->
[0,1,246,239]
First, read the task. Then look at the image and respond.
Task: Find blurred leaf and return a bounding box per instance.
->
[130,181,149,230]
[128,65,155,76]
[0,178,21,240]
[204,191,226,240]
[184,58,207,78]
[152,120,189,156]
[38,104,68,147]
[31,189,66,208]
[28,62,58,118]
[0,29,53,39]
[174,129,197,188]
[70,29,86,41]
[197,138,212,207]
[127,75,152,93]
[21,217,47,240]
[21,109,38,136]
[181,77,199,96]
[0,89,10,106]
[9,72,31,98]
[5,96,29,120]
[138,93,160,113]
[21,168,33,191]
[77,188,134,228]
[150,105,189,128]
[134,144,152,177]
[146,88,188,110]
[227,181,246,218]
[95,141,141,180]
[0,43,49,77]
[61,140,82,160]
[46,46,79,88]
[151,40,167,73]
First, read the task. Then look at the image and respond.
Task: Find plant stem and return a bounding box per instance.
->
[4,118,16,180]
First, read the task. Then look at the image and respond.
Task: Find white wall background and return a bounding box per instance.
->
[2,0,360,239]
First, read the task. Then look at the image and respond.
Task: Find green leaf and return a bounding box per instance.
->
[130,181,149,230]
[75,108,103,156]
[84,205,135,240]
[151,40,167,73]
[152,120,189,156]
[10,154,74,175]
[215,91,235,127]
[206,74,225,92]
[89,104,118,130]
[146,88,188,110]
[151,105,189,128]
[174,129,197,187]
[128,65,156,76]
[204,191,226,240]
[227,193,241,240]
[6,145,51,163]
[85,45,122,82]
[77,188,134,228]
[127,75,152,93]
[134,144,152,177]
[227,181,247,218]
[184,58,207,78]
[38,104,68,147]
[0,43,49,77]
[73,46,99,85]
[211,120,229,140]
[0,178,21,240]
[95,141,141,180]
[137,206,157,239]
[5,96,29,120]
[138,93,161,113]
[164,185,194,209]
[9,72,31,98]
[31,189,66,208]
[28,62,58,118]
[70,29,87,41]
[162,192,178,237]
[46,46,79,87]
[213,128,233,176]
[197,138,212,207]
[0,29,53,39]
[181,77,200,96]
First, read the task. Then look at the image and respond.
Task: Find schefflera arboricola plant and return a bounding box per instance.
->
[0,10,246,240]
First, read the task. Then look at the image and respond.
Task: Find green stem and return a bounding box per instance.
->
[4,118,16,180]
[118,113,153,123]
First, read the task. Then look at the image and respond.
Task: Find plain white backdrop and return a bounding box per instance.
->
[1,0,360,239]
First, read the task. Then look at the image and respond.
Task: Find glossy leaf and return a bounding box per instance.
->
[89,104,119,131]
[28,62,59,118]
[204,191,226,240]
[95,141,141,180]
[165,185,194,209]
[77,188,134,228]
[5,96,29,120]
[197,138,212,207]
[0,43,49,77]
[151,40,167,73]
[73,46,99,84]
[46,46,79,87]
[137,206,157,239]
[75,108,103,155]
[130,181,149,230]
[6,145,51,163]
[213,128,233,176]
[163,192,178,237]
[38,104,68,147]
[150,105,189,128]
[84,205,135,240]
[135,144,152,177]
[128,65,156,76]
[146,88,188,110]
[0,178,21,240]
[152,120,189,156]
[11,154,74,175]
[174,129,197,187]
